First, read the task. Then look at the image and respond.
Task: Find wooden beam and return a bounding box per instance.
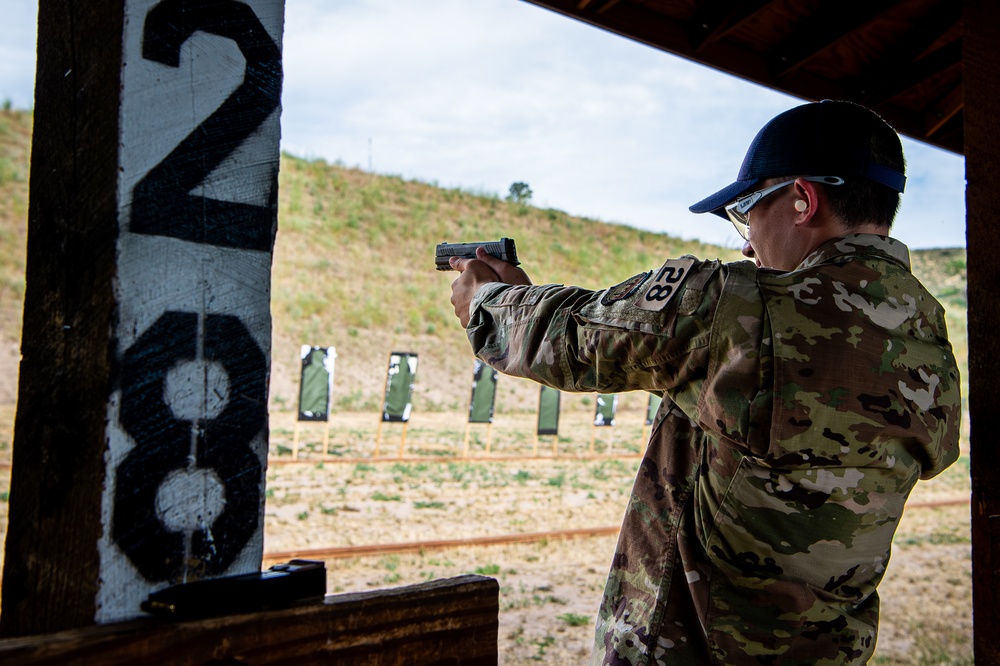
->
[688,0,775,52]
[965,0,1000,662]
[596,0,621,14]
[770,0,902,79]
[864,38,963,108]
[0,0,125,636]
[2,0,284,636]
[854,1,963,102]
[0,575,500,665]
[924,83,963,138]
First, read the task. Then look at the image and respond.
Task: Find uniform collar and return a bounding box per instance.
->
[795,234,910,271]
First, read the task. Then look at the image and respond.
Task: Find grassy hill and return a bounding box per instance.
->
[0,108,969,419]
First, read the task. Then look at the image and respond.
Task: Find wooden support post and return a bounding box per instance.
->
[1,0,284,636]
[966,1,1000,661]
[293,421,301,459]
[463,422,471,458]
[0,575,500,665]
[374,420,384,458]
[485,422,493,454]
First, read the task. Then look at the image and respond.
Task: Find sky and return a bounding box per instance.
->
[0,0,968,250]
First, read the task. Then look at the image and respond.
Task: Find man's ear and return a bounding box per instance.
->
[791,178,821,226]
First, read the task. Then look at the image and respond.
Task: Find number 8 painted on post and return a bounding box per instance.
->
[114,312,267,581]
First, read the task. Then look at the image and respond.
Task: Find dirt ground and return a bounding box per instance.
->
[262,410,973,665]
[0,406,973,664]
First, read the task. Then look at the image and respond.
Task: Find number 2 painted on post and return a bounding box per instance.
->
[130,0,281,251]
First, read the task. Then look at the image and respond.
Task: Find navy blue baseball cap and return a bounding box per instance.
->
[689,100,906,218]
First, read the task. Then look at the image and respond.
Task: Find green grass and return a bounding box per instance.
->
[558,612,591,627]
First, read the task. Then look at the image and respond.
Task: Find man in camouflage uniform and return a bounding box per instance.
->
[448,101,960,664]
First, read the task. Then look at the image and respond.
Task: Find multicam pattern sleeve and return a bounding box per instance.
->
[466,256,724,396]
[464,235,961,665]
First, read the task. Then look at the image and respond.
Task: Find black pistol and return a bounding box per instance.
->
[435,237,520,271]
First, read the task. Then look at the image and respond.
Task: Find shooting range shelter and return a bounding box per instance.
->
[3,0,997,662]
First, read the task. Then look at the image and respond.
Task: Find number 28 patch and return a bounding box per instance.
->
[636,258,696,311]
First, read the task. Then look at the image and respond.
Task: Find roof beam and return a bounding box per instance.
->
[688,0,776,52]
[854,1,963,103]
[577,0,619,11]
[864,38,963,107]
[924,83,963,138]
[771,0,904,79]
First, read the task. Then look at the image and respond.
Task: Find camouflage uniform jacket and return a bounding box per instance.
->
[465,234,961,665]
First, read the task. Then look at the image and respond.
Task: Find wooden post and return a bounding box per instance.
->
[2,0,284,636]
[398,422,410,458]
[966,1,1000,661]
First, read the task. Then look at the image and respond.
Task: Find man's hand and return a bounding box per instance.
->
[450,247,532,327]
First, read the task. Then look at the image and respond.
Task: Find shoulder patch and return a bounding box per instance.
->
[636,258,696,311]
[601,271,651,306]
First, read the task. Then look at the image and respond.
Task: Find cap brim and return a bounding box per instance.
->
[689,180,758,218]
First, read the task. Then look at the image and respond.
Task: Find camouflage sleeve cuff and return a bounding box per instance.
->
[468,282,512,326]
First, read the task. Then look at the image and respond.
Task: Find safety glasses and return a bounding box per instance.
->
[725,176,845,240]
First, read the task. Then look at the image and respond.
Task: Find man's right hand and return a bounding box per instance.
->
[449,247,532,328]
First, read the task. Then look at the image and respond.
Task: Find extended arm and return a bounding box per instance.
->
[461,260,726,395]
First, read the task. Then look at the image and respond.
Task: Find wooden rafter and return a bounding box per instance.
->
[924,82,963,138]
[689,0,776,52]
[863,37,962,107]
[771,0,903,79]
[597,0,622,14]
[854,1,963,102]
[578,0,620,12]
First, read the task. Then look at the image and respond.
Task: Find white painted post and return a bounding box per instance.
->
[98,0,284,624]
[0,0,285,635]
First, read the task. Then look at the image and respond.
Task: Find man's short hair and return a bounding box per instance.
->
[824,131,906,229]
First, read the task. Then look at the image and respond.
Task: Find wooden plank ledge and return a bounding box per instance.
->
[0,574,499,665]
